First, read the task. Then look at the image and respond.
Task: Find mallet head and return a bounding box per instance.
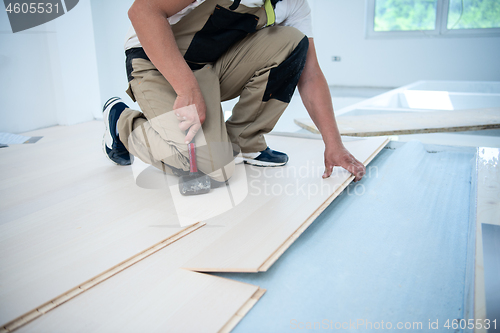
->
[178,173,211,196]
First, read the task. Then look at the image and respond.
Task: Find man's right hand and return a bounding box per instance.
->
[129,0,206,145]
[174,89,207,144]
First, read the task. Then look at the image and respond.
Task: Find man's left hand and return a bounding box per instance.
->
[323,144,366,182]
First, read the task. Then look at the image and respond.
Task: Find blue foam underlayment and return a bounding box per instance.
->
[214,141,475,332]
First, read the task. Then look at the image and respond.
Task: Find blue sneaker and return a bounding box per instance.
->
[242,147,288,167]
[102,97,132,166]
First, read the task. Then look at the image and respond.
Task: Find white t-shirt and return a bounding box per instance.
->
[124,0,313,50]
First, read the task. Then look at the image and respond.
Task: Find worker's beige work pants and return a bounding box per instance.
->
[117,26,307,182]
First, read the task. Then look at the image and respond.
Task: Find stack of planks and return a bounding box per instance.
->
[295,107,500,137]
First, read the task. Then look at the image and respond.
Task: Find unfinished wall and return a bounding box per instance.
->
[310,0,500,88]
[0,0,101,133]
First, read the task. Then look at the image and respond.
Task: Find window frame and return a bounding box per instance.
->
[365,0,500,39]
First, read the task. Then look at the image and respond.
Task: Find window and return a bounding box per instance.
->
[447,0,500,29]
[366,0,500,38]
[374,0,438,32]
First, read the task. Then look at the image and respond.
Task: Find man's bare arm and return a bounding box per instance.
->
[297,38,366,181]
[128,0,205,142]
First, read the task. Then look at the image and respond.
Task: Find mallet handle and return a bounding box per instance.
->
[188,142,198,173]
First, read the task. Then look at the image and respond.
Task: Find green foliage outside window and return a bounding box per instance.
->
[448,0,500,29]
[374,0,500,32]
[374,0,438,31]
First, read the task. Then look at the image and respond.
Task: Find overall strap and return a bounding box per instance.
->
[229,0,280,27]
[229,0,241,10]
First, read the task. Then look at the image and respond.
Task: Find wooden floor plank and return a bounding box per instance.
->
[219,288,266,333]
[182,136,389,272]
[17,269,260,333]
[2,223,202,332]
[0,122,194,326]
[295,107,500,136]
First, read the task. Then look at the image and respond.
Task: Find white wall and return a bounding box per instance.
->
[310,0,500,88]
[90,0,138,112]
[0,20,57,133]
[0,0,101,133]
[2,0,499,134]
[89,0,500,96]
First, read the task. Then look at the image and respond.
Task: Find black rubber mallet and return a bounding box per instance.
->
[178,141,211,196]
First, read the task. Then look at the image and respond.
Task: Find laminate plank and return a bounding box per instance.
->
[295,107,500,136]
[258,136,387,271]
[219,288,266,333]
[17,267,261,332]
[0,122,194,326]
[3,223,202,332]
[183,136,389,272]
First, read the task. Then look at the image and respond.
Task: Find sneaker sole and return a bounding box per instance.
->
[243,158,287,167]
[234,153,244,165]
[102,135,121,166]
